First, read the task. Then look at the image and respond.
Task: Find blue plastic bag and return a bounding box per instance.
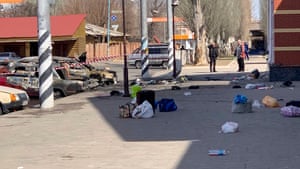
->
[234,94,248,104]
[157,98,177,112]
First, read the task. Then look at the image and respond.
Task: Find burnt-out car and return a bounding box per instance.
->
[52,56,118,86]
[5,57,88,98]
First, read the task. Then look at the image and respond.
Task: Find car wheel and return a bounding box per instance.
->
[54,89,64,99]
[135,61,142,69]
[162,61,168,69]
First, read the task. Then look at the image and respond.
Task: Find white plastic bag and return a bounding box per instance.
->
[221,121,239,133]
[252,99,262,108]
[131,100,154,119]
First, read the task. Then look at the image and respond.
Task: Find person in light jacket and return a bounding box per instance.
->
[234,40,245,72]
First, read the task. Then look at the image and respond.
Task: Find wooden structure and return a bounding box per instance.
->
[0,14,86,57]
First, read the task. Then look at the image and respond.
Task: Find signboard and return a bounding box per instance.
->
[0,0,23,3]
[111,15,117,21]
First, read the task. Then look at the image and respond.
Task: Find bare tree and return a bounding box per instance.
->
[176,0,251,64]
[260,0,268,50]
[148,0,165,43]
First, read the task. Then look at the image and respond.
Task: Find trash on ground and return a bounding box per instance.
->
[232,99,253,113]
[110,90,123,96]
[220,121,239,133]
[156,98,177,112]
[232,85,242,89]
[280,106,300,117]
[171,86,181,90]
[252,100,263,108]
[208,149,229,156]
[257,85,274,90]
[179,75,189,82]
[119,102,136,118]
[245,83,266,89]
[130,84,142,99]
[131,100,154,119]
[234,94,248,104]
[280,81,294,87]
[262,95,280,108]
[188,85,200,89]
[250,69,260,79]
[184,91,192,96]
[286,100,300,107]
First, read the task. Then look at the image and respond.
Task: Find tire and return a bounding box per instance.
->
[135,61,142,69]
[54,89,64,99]
[162,61,168,69]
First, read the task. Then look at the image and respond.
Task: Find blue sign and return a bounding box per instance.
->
[111,15,117,21]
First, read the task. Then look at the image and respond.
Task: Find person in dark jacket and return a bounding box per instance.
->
[234,40,245,72]
[207,42,219,72]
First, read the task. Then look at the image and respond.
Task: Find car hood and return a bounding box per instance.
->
[0,85,27,94]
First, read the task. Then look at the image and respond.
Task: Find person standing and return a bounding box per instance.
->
[234,40,245,72]
[244,42,249,60]
[207,41,219,72]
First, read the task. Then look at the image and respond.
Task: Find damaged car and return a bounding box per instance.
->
[4,58,89,98]
[52,56,118,86]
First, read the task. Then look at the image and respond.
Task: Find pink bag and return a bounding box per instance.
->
[280,106,300,117]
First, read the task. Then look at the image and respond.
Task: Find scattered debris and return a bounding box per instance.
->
[252,100,263,108]
[110,90,123,96]
[262,95,280,108]
[171,86,181,90]
[208,149,229,156]
[286,100,300,107]
[280,106,300,117]
[232,95,252,113]
[220,121,239,133]
[280,81,294,87]
[188,85,200,89]
[232,85,242,89]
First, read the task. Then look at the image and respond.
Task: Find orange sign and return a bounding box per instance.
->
[0,0,23,3]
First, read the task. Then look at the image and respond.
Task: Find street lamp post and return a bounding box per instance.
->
[122,0,130,97]
[172,0,179,78]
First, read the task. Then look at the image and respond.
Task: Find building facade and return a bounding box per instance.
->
[0,14,86,58]
[270,0,300,81]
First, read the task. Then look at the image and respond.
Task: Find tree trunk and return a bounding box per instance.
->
[192,0,207,65]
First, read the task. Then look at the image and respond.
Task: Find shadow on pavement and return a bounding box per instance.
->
[86,69,300,168]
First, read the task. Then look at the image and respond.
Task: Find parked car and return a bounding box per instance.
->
[0,85,29,115]
[0,52,21,73]
[0,52,20,62]
[128,43,169,69]
[5,58,89,98]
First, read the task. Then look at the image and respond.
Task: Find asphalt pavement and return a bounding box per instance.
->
[1,55,300,169]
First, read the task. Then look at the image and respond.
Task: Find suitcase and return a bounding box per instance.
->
[136,90,155,111]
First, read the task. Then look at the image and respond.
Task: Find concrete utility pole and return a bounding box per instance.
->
[140,0,149,79]
[107,0,111,58]
[37,0,54,109]
[167,0,174,74]
[122,0,130,96]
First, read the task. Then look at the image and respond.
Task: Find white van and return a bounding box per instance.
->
[128,44,170,69]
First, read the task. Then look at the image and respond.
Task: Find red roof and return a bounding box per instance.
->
[0,14,86,38]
